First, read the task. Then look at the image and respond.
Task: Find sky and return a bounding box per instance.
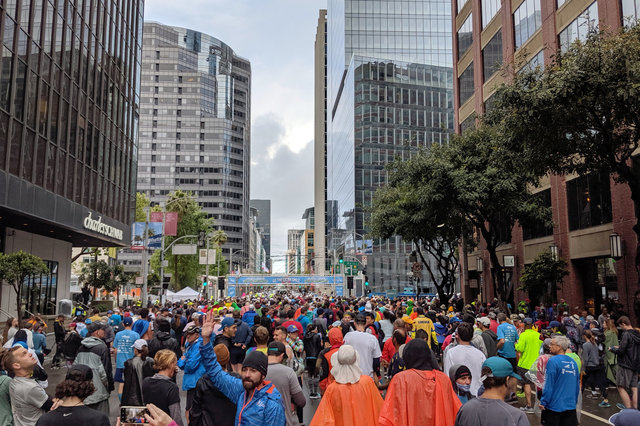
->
[145,0,327,273]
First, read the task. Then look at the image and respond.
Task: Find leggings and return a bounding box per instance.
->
[583,365,608,398]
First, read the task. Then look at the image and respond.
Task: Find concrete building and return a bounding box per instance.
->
[287,229,305,274]
[249,199,271,270]
[0,0,144,320]
[136,22,251,269]
[248,206,267,274]
[325,0,455,294]
[453,0,640,318]
[302,208,316,273]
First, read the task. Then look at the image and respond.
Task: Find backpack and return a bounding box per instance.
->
[367,323,385,350]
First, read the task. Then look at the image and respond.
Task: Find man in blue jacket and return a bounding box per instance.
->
[200,311,286,426]
[540,335,580,426]
[178,324,206,421]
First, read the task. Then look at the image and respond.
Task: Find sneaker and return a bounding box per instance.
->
[520,406,535,414]
[598,401,611,408]
[616,403,627,410]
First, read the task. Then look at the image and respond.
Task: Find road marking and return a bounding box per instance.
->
[581,409,610,424]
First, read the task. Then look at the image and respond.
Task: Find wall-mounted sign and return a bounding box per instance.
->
[503,255,515,268]
[83,212,124,241]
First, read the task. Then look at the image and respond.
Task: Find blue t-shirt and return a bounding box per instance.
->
[497,322,518,359]
[541,354,580,412]
[32,333,46,354]
[113,329,140,369]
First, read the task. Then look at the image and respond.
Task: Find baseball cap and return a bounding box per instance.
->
[477,317,490,327]
[482,357,522,380]
[185,324,201,335]
[523,318,533,325]
[609,409,640,426]
[220,317,237,330]
[86,321,106,335]
[123,317,133,326]
[133,339,148,351]
[286,325,299,333]
[267,341,287,357]
[549,320,561,328]
[107,310,113,314]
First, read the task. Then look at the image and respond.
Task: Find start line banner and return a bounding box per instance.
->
[227,275,344,286]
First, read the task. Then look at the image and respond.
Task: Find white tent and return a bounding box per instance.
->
[166,287,200,301]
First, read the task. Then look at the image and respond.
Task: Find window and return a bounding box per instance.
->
[458,14,473,59]
[178,87,182,94]
[459,62,474,105]
[177,110,181,117]
[520,50,545,73]
[176,132,181,139]
[152,132,157,139]
[557,0,567,8]
[514,0,542,49]
[155,63,159,71]
[153,109,158,116]
[482,29,502,81]
[522,189,553,240]
[566,172,612,231]
[458,0,470,13]
[559,2,598,52]
[482,0,501,28]
[622,0,640,25]
[177,121,181,128]
[154,86,159,94]
[177,98,182,105]
[460,114,475,133]
[178,76,182,83]
[156,51,160,59]
[154,75,159,82]
[176,155,180,162]
[152,143,156,150]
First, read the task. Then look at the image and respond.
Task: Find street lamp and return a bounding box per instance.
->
[549,244,559,261]
[610,233,623,259]
[476,255,483,272]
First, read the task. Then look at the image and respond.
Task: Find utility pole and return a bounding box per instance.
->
[141,207,150,306]
[205,235,210,300]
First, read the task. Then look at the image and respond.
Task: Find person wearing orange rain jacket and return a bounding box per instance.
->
[310,345,383,426]
[379,338,462,426]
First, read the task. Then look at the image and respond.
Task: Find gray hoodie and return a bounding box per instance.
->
[74,336,113,405]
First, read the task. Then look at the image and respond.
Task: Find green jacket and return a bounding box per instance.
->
[515,328,542,369]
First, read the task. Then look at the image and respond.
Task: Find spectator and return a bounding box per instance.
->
[4,345,57,426]
[454,357,528,426]
[178,325,206,420]
[603,318,619,384]
[266,341,306,426]
[540,336,580,426]
[214,317,238,353]
[74,322,113,416]
[380,339,460,426]
[514,317,542,413]
[35,365,109,426]
[310,345,383,426]
[199,312,286,425]
[142,349,183,426]
[443,322,486,396]
[231,311,253,374]
[2,317,19,345]
[32,323,47,365]
[122,339,155,406]
[246,326,269,355]
[113,316,140,400]
[189,344,238,426]
[0,349,13,426]
[148,319,182,360]
[610,316,640,410]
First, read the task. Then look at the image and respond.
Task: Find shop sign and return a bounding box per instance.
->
[83,212,124,241]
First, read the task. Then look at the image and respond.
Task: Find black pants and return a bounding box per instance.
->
[52,340,64,366]
[583,365,608,398]
[297,376,303,423]
[541,409,577,426]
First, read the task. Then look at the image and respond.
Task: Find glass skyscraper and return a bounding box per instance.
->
[326,0,454,294]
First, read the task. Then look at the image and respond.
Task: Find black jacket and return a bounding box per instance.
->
[122,356,155,406]
[304,331,323,359]
[188,373,239,426]
[148,331,182,359]
[63,331,82,360]
[53,321,66,342]
[612,329,640,372]
[481,329,498,358]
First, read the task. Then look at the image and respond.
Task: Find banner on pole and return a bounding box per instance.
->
[165,212,178,236]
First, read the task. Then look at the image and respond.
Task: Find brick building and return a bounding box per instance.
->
[453,0,640,321]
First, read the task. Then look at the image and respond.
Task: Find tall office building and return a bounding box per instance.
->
[325,0,454,293]
[249,199,271,269]
[287,229,305,274]
[452,0,639,315]
[0,0,144,319]
[314,10,328,274]
[137,22,251,267]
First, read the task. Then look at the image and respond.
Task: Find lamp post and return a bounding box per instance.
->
[549,244,559,261]
[610,233,623,259]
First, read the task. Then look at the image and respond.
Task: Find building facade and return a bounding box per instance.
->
[248,205,266,274]
[249,199,270,270]
[453,0,640,318]
[325,0,455,294]
[287,229,304,275]
[0,0,144,319]
[314,10,328,275]
[136,22,251,268]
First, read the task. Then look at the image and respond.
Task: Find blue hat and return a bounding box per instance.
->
[482,357,522,380]
[609,409,640,426]
[549,320,561,328]
[107,310,113,314]
[220,317,237,330]
[123,317,133,326]
[85,318,92,324]
[286,325,299,333]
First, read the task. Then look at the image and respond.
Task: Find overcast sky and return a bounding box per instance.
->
[145,0,327,273]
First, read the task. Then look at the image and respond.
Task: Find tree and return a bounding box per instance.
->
[520,250,569,306]
[135,192,151,222]
[369,146,473,302]
[0,251,49,321]
[79,260,113,297]
[494,24,640,269]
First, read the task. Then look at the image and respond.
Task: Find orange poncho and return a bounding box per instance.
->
[378,369,462,426]
[310,375,383,426]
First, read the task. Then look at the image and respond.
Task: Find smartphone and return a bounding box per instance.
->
[120,406,149,424]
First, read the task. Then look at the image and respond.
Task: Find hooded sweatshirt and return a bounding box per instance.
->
[148,331,182,360]
[480,329,498,358]
[612,329,640,371]
[74,336,113,405]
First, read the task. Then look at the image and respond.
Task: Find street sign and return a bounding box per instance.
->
[198,249,217,265]
[161,260,169,267]
[344,261,358,276]
[172,244,197,255]
[335,285,344,297]
[228,286,236,297]
[135,276,143,285]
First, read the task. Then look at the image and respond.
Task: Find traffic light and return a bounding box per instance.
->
[338,254,344,264]
[198,230,206,248]
[203,280,208,287]
[217,276,225,290]
[364,275,369,286]
[347,276,354,290]
[162,276,170,290]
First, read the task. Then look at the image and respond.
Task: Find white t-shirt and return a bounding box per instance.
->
[343,330,382,377]
[443,344,486,396]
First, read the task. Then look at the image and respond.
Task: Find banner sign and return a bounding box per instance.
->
[131,222,163,249]
[165,212,178,236]
[150,212,163,222]
[227,286,236,297]
[227,275,344,285]
[335,285,344,296]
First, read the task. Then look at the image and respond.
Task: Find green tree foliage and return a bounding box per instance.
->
[135,192,151,222]
[79,260,113,293]
[520,250,569,306]
[494,24,640,265]
[0,251,49,321]
[370,145,473,302]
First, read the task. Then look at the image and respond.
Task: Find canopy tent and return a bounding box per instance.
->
[166,286,200,301]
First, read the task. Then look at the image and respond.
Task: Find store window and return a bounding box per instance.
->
[522,189,553,240]
[513,0,542,49]
[22,260,58,317]
[566,172,612,231]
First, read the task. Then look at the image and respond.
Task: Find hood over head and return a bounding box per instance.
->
[328,327,344,348]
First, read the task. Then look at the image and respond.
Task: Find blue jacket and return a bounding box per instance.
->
[233,321,253,347]
[177,337,206,391]
[200,341,285,426]
[540,354,580,412]
[242,311,258,327]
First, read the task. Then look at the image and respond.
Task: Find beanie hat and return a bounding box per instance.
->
[214,344,230,367]
[242,351,268,376]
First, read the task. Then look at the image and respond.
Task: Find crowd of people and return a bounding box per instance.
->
[1,294,640,426]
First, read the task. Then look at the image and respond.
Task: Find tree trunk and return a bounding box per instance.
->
[487,243,510,313]
[15,282,23,323]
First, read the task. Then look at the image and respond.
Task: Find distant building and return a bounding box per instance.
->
[250,199,271,270]
[287,229,305,274]
[248,206,267,274]
[302,208,316,273]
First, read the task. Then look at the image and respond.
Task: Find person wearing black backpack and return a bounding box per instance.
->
[581,329,610,407]
[610,316,640,410]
